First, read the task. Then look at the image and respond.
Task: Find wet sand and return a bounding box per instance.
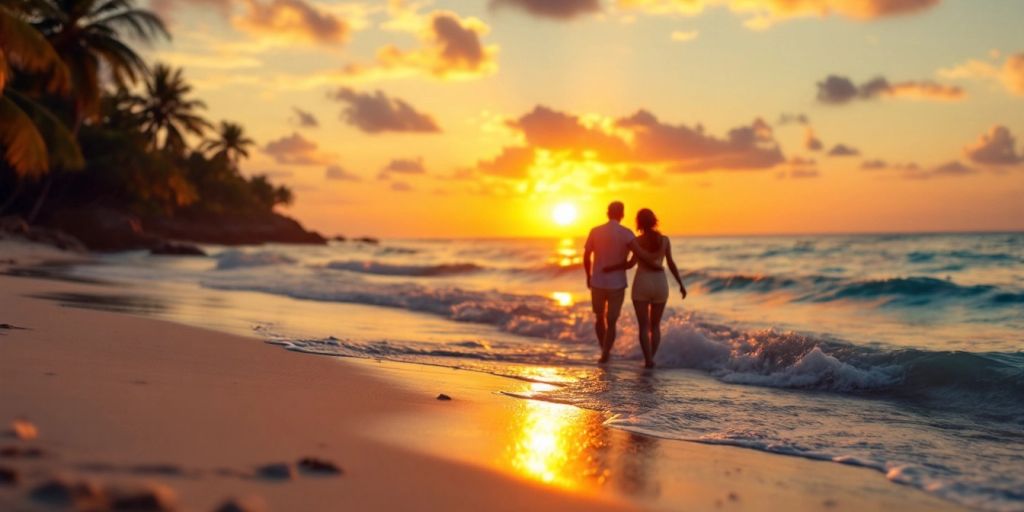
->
[0,241,962,511]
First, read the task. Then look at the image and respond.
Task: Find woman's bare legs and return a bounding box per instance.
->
[650,302,667,359]
[633,300,654,368]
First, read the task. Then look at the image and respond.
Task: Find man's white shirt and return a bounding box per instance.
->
[585,220,636,290]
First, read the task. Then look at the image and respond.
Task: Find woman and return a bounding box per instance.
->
[604,209,686,368]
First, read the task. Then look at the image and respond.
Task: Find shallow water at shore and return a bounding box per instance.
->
[31,232,1024,511]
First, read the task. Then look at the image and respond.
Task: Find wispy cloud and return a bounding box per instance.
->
[817,75,964,104]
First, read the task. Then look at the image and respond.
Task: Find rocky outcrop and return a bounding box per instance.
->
[0,216,87,252]
[17,207,325,252]
[143,211,326,246]
[40,207,159,251]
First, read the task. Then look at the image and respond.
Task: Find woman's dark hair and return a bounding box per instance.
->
[636,208,658,233]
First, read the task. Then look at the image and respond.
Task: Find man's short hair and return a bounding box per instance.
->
[607,201,624,220]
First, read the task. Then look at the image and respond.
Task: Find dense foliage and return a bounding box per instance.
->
[0,0,292,220]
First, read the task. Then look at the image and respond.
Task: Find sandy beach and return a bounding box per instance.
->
[0,241,965,511]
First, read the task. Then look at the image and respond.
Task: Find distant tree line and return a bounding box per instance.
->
[0,0,292,222]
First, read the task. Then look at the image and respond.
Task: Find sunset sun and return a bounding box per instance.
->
[551,203,579,227]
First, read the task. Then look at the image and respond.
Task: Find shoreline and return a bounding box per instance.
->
[0,241,965,511]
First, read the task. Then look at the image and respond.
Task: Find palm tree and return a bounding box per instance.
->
[30,0,169,127]
[0,0,80,177]
[202,121,255,168]
[136,63,211,153]
[0,0,83,215]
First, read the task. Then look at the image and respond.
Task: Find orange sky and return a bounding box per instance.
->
[144,0,1024,237]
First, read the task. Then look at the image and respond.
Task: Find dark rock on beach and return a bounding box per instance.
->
[30,477,107,509]
[436,394,452,401]
[214,496,267,512]
[353,236,379,245]
[256,463,294,481]
[108,483,178,511]
[0,466,18,485]
[150,241,206,256]
[0,216,87,252]
[297,457,343,476]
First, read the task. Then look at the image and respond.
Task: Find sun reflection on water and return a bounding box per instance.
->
[551,237,581,268]
[550,291,574,307]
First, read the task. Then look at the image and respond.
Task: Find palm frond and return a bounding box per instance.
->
[0,7,70,92]
[95,9,169,42]
[0,94,49,176]
[8,88,84,170]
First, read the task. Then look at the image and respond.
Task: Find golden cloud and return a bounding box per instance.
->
[343,11,498,81]
[234,0,350,46]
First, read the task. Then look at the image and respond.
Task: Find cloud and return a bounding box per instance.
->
[622,166,652,181]
[472,105,786,185]
[817,75,964,104]
[940,52,1024,97]
[476,146,536,178]
[790,169,819,179]
[860,159,919,171]
[777,113,809,125]
[1005,54,1024,95]
[329,88,441,134]
[620,113,784,171]
[509,106,632,161]
[234,0,350,46]
[343,11,497,80]
[804,128,823,151]
[828,144,860,157]
[963,125,1022,166]
[391,181,413,192]
[325,165,361,181]
[617,0,940,28]
[263,132,331,165]
[670,30,699,42]
[905,160,977,179]
[489,0,601,20]
[382,157,426,174]
[292,107,319,128]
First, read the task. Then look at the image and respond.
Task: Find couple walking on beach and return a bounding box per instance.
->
[583,201,687,368]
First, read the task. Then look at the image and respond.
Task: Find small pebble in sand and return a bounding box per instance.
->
[8,419,38,440]
[30,477,107,509]
[436,394,452,401]
[298,457,343,476]
[214,496,267,512]
[256,463,294,480]
[823,498,839,508]
[727,491,740,501]
[108,483,178,511]
[0,466,18,485]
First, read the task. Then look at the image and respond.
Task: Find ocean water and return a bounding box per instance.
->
[60,233,1024,510]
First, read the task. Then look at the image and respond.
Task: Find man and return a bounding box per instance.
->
[583,201,636,364]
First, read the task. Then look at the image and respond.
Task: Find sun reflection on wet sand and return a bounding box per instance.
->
[500,367,663,498]
[507,381,610,489]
